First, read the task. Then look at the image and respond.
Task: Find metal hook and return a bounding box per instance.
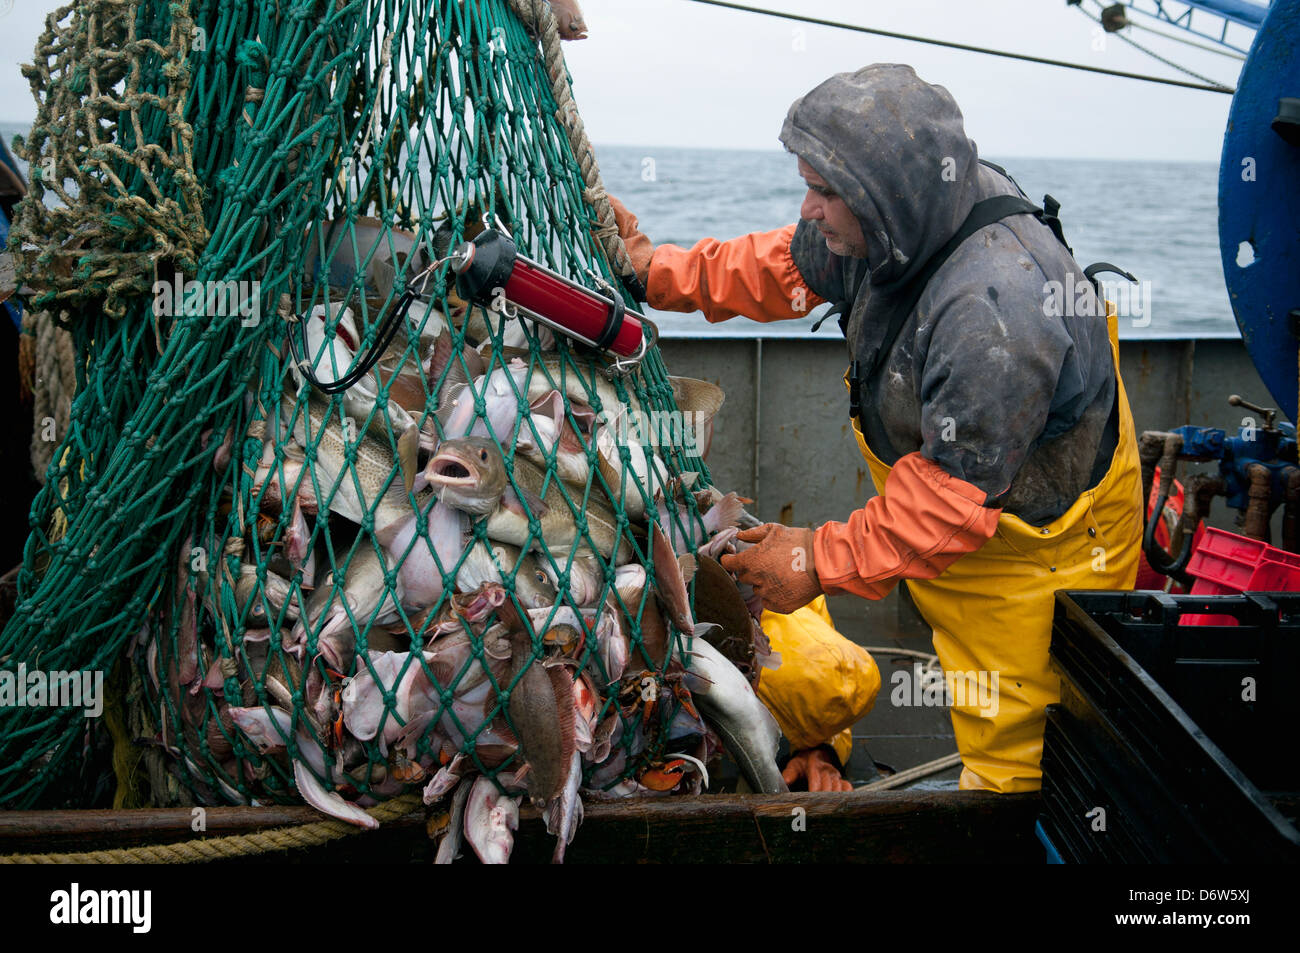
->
[603,315,657,379]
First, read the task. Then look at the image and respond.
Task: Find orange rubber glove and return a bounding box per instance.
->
[783,747,852,792]
[720,524,821,616]
[607,195,654,287]
[813,452,1002,601]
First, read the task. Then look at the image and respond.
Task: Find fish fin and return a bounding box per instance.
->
[434,780,470,863]
[692,621,723,640]
[702,491,744,535]
[677,553,697,586]
[294,761,378,829]
[697,526,739,561]
[651,523,694,635]
[504,481,548,518]
[566,397,597,435]
[427,329,453,386]
[397,425,419,496]
[462,341,486,380]
[528,388,563,419]
[669,376,725,417]
[436,359,470,417]
[557,418,584,456]
[547,667,578,795]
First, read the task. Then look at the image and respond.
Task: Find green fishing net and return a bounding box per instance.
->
[1,0,720,813]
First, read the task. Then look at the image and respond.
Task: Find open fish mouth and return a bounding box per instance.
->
[428,454,477,486]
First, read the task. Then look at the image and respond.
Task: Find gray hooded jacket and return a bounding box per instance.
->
[780,64,1118,525]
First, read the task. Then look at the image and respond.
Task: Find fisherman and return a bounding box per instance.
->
[610,64,1143,793]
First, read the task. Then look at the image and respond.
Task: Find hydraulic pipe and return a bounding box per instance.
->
[1142,432,1190,582]
[1138,430,1172,521]
[1242,463,1274,542]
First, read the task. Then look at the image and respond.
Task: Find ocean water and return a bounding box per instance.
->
[1,122,1234,340]
[595,144,1235,340]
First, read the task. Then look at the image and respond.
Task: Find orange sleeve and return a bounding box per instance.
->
[812,452,1002,601]
[645,224,827,323]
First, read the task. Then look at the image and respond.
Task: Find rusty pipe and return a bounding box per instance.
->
[1170,472,1221,555]
[1242,463,1273,542]
[1143,432,1188,582]
[1138,430,1172,516]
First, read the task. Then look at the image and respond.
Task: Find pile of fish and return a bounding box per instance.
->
[146,225,786,863]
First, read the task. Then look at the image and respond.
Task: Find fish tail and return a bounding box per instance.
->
[702,491,744,535]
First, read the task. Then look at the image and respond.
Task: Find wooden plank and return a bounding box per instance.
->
[0,791,1042,863]
[512,791,1041,863]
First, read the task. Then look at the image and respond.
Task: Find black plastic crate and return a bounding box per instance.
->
[1043,590,1300,863]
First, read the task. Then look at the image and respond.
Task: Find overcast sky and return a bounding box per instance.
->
[0,0,1254,160]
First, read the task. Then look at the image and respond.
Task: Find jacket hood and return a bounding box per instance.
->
[780,64,982,286]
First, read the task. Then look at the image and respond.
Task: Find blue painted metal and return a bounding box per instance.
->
[1123,0,1265,54]
[1170,424,1227,459]
[1034,820,1065,864]
[1218,0,1300,421]
[1170,421,1298,510]
[1182,0,1271,27]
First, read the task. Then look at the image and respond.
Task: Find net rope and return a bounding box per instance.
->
[2,0,724,819]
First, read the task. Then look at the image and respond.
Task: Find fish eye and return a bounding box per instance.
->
[478,449,488,462]
[535,571,548,585]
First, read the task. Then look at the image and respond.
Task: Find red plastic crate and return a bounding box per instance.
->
[1182,527,1300,625]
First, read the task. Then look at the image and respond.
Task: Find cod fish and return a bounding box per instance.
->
[458,540,558,610]
[234,565,303,627]
[386,498,468,610]
[426,436,629,563]
[283,392,419,544]
[538,548,604,608]
[252,442,317,517]
[677,635,787,795]
[594,420,670,521]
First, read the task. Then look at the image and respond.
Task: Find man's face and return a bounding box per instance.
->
[798,157,868,258]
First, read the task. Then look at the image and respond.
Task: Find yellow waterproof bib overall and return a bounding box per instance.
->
[853,309,1142,792]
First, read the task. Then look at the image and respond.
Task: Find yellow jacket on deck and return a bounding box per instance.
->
[757,596,880,766]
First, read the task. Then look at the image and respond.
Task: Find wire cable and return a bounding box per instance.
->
[1124,13,1246,60]
[1075,0,1237,87]
[682,0,1235,94]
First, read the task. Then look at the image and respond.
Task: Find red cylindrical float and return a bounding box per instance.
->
[502,258,644,357]
[452,229,644,358]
